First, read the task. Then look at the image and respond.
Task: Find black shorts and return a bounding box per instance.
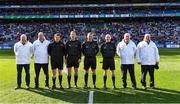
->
[102,58,115,70]
[84,56,96,70]
[50,58,63,70]
[66,56,79,68]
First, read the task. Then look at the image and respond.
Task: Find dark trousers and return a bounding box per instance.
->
[121,64,136,87]
[141,65,155,87]
[16,64,30,87]
[34,63,49,87]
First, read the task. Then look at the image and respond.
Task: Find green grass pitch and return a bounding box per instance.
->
[0,48,180,103]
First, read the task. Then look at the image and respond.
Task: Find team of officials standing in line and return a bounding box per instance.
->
[14,31,160,90]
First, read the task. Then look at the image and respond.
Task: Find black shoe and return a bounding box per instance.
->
[68,85,71,89]
[60,85,63,89]
[52,85,56,90]
[15,86,21,90]
[132,86,137,90]
[45,86,50,90]
[26,85,30,90]
[34,85,39,89]
[142,86,147,90]
[112,85,116,89]
[93,85,97,89]
[122,86,126,89]
[150,86,155,89]
[103,85,107,89]
[84,85,88,89]
[74,85,78,88]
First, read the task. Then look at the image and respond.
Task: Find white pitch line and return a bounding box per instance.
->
[88,91,94,104]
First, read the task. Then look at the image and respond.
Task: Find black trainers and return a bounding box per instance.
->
[103,85,107,89]
[84,85,88,89]
[112,85,116,89]
[122,86,126,89]
[59,85,63,89]
[26,85,30,90]
[150,86,155,89]
[52,85,56,90]
[74,85,78,88]
[93,85,97,89]
[132,86,137,90]
[142,86,147,90]
[34,85,39,89]
[68,85,71,89]
[15,86,21,90]
[45,86,50,90]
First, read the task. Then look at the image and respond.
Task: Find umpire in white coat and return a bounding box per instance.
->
[136,34,160,89]
[14,34,33,89]
[33,32,50,89]
[116,33,137,89]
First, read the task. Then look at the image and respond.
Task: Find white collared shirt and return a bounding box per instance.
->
[136,40,160,65]
[116,40,136,64]
[14,41,33,64]
[33,39,50,64]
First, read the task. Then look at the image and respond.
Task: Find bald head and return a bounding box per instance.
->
[144,34,151,43]
[38,32,45,41]
[123,33,131,43]
[20,34,27,44]
[105,34,111,42]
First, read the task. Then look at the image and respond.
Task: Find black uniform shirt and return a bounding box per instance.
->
[101,42,116,58]
[48,41,66,60]
[66,40,81,59]
[82,41,99,57]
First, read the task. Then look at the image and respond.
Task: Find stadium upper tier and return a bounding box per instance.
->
[0,0,179,4]
[0,3,179,8]
[0,3,179,19]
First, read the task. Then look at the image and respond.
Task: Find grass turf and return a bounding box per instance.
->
[0,48,180,103]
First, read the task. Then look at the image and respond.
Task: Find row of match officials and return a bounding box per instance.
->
[14,31,160,90]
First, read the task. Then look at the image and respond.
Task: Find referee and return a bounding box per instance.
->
[14,34,33,89]
[136,34,160,89]
[65,31,81,89]
[33,32,50,89]
[48,33,66,89]
[82,32,99,88]
[101,34,116,89]
[116,33,137,89]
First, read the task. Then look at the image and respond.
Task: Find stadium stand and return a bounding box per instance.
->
[0,1,179,49]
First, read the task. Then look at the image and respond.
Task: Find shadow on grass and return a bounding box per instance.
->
[93,87,180,103]
[28,87,89,103]
[25,87,180,103]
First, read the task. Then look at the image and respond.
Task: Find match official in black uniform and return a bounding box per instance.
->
[48,33,66,89]
[65,31,81,88]
[82,32,99,88]
[101,34,116,89]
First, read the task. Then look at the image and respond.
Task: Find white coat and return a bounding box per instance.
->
[136,41,160,65]
[33,40,50,64]
[14,41,33,64]
[116,40,136,64]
